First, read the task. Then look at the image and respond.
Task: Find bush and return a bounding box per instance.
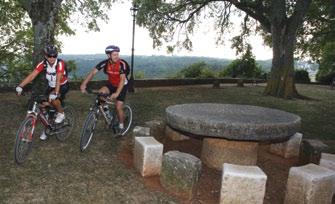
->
[178,61,216,79]
[294,69,310,83]
[219,58,263,78]
[316,72,335,84]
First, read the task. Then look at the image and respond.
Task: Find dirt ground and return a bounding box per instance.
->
[117,128,314,204]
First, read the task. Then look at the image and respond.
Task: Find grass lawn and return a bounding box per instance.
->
[0,83,334,203]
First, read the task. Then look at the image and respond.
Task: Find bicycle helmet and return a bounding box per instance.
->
[105,45,120,54]
[44,45,58,58]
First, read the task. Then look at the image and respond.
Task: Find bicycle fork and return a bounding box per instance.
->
[99,105,112,126]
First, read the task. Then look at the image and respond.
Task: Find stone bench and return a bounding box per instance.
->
[320,153,335,193]
[284,163,335,204]
[133,126,151,137]
[134,137,163,177]
[269,132,303,158]
[220,163,267,204]
[160,151,202,200]
[299,139,329,165]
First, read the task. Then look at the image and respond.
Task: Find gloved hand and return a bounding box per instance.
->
[49,93,58,101]
[15,86,23,95]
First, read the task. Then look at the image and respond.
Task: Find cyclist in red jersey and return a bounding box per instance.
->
[80,45,129,134]
[15,45,70,140]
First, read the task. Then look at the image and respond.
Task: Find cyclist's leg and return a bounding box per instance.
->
[50,83,69,113]
[115,84,128,127]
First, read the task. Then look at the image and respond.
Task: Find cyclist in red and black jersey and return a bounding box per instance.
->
[15,45,70,140]
[80,45,129,133]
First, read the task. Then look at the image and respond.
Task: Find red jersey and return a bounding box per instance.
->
[95,59,129,87]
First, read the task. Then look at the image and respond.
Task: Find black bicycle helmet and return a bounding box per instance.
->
[44,45,58,57]
[105,45,120,54]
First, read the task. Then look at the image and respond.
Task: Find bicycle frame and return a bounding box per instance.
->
[89,93,116,126]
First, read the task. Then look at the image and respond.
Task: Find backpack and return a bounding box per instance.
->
[43,58,68,77]
[103,59,130,77]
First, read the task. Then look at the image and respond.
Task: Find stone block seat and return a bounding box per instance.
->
[220,163,267,204]
[134,137,163,177]
[166,103,301,170]
[284,163,335,204]
[160,151,202,200]
[269,132,303,158]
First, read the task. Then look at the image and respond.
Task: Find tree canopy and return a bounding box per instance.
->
[0,0,114,87]
[135,0,320,98]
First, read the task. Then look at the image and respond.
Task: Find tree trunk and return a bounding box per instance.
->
[264,25,298,99]
[19,0,62,93]
[263,0,312,99]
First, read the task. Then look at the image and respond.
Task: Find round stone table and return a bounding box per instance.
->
[166,103,301,170]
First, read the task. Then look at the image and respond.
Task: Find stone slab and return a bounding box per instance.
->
[201,138,258,170]
[166,103,301,142]
[220,163,267,204]
[270,132,303,158]
[284,163,335,204]
[160,151,202,200]
[134,137,163,177]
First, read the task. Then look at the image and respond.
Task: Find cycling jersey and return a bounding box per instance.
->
[34,59,68,88]
[95,59,128,87]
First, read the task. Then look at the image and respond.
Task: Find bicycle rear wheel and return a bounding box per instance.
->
[119,105,133,136]
[80,111,97,151]
[14,117,35,164]
[55,105,75,142]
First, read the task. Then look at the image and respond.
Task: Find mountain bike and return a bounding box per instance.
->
[79,91,133,152]
[14,93,75,164]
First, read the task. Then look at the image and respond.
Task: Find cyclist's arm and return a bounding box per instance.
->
[18,70,40,88]
[55,72,62,95]
[114,74,125,96]
[80,68,99,92]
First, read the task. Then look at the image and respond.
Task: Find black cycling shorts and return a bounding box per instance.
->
[106,83,128,102]
[45,82,70,100]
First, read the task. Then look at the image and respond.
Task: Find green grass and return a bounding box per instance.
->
[0,84,334,203]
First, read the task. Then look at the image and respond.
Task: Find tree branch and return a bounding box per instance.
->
[287,0,312,35]
[228,0,271,32]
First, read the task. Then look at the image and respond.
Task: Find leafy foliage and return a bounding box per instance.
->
[219,46,263,79]
[0,0,114,84]
[294,69,310,83]
[177,62,216,79]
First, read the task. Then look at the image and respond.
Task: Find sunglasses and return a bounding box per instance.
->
[47,54,57,58]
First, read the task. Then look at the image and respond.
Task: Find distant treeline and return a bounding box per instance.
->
[60,54,273,79]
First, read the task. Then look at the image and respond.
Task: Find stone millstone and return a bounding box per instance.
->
[166,103,301,142]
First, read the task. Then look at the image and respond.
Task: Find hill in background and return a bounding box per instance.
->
[60,54,273,79]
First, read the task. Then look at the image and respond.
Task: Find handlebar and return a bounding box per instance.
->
[86,89,114,104]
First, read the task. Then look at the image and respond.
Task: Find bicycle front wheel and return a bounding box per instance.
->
[56,105,76,142]
[119,105,133,136]
[80,111,97,152]
[14,117,36,164]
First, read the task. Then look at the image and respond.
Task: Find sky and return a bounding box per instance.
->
[59,2,273,60]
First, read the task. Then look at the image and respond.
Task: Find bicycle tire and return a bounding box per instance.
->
[119,105,133,136]
[14,117,35,164]
[79,111,97,151]
[55,105,76,142]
